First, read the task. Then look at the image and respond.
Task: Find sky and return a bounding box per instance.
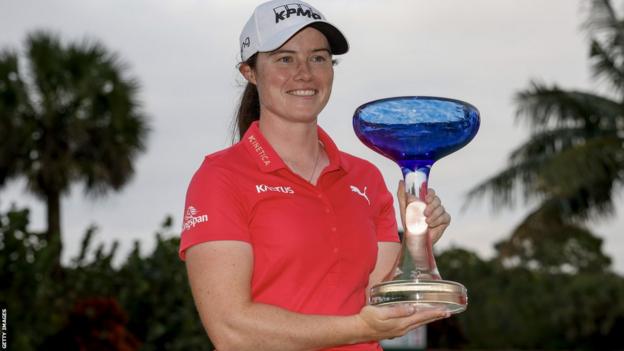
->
[1,0,623,273]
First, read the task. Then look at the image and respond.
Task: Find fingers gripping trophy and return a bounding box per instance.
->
[353,96,480,314]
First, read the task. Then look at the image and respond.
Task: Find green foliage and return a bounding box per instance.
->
[41,297,142,351]
[494,202,612,274]
[0,206,65,350]
[114,218,211,351]
[2,206,623,350]
[0,207,211,350]
[432,247,624,350]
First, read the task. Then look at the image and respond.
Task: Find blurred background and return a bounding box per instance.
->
[1,0,623,350]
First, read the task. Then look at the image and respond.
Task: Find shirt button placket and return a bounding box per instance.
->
[328,211,339,255]
[317,192,332,213]
[318,191,339,255]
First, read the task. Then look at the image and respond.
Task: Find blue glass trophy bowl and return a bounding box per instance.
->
[353,96,479,314]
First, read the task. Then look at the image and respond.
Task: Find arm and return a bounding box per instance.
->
[185,240,448,351]
[366,242,401,299]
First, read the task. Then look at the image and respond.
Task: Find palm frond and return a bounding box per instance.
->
[466,130,623,220]
[464,155,547,211]
[515,81,624,130]
[508,126,606,163]
[589,38,624,92]
[534,135,622,220]
[0,50,37,186]
[63,40,149,195]
[25,30,67,115]
[583,0,624,94]
[585,0,624,51]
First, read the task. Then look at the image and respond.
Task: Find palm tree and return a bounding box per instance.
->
[0,31,149,267]
[466,0,623,271]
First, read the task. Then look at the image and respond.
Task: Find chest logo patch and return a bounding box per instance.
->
[256,184,295,194]
[350,185,370,205]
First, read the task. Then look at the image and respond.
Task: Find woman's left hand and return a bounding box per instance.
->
[397,181,451,245]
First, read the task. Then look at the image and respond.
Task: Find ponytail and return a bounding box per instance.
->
[233,54,259,142]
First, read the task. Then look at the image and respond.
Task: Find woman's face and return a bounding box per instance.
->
[241,27,334,124]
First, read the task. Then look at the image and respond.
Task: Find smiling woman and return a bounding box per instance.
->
[178,1,453,350]
[239,29,334,128]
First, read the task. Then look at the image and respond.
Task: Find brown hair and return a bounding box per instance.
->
[233,54,259,142]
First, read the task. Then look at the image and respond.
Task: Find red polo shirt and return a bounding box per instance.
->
[179,121,398,350]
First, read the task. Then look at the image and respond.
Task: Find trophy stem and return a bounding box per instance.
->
[399,164,441,280]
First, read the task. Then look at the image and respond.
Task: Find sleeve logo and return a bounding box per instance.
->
[183,206,209,231]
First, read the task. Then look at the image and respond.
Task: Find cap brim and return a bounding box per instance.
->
[258,20,349,55]
[308,22,348,55]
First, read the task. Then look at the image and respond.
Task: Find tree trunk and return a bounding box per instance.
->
[46,189,63,271]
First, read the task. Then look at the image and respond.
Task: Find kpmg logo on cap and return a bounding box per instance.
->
[273,3,321,23]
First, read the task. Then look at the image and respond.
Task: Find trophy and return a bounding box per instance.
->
[353,96,480,314]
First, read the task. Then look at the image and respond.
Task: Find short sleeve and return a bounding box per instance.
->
[178,163,250,260]
[373,170,400,243]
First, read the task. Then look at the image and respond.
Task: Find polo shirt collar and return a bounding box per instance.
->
[242,121,345,173]
[242,121,285,172]
[317,124,343,173]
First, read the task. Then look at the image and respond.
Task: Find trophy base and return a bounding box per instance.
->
[369,279,468,314]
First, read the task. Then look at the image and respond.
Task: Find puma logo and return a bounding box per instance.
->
[350,185,370,205]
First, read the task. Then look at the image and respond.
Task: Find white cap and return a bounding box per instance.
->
[239,0,349,62]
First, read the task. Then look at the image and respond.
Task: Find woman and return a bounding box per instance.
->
[179,1,452,350]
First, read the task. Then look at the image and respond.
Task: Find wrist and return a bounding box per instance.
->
[341,314,365,345]
[348,310,377,345]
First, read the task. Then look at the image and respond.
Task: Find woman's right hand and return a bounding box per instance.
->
[356,304,449,340]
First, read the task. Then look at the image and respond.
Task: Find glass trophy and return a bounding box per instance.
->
[353,96,480,314]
